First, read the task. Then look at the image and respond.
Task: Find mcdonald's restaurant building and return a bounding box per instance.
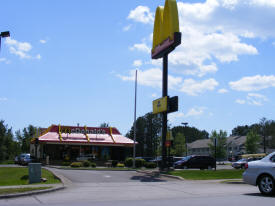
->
[30,125,135,162]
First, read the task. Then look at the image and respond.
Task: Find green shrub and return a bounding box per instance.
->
[112,160,118,167]
[90,162,96,168]
[117,163,125,167]
[144,162,157,169]
[62,161,71,166]
[124,158,133,167]
[83,160,91,167]
[70,162,83,167]
[135,159,146,168]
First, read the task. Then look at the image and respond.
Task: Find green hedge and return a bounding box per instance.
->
[70,162,83,167]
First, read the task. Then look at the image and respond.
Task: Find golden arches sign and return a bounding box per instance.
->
[152,0,181,59]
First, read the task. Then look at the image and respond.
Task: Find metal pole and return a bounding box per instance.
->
[161,54,168,170]
[133,70,137,168]
[214,138,217,171]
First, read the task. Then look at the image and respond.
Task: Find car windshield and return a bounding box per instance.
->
[237,158,247,162]
[181,156,192,161]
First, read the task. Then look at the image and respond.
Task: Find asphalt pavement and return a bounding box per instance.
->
[0,167,273,206]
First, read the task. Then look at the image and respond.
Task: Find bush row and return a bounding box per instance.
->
[64,161,96,168]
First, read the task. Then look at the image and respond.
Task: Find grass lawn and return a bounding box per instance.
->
[0,187,52,195]
[167,169,244,180]
[0,168,61,186]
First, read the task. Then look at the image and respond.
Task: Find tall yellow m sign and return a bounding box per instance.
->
[152,0,181,59]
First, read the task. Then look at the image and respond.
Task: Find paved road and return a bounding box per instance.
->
[0,169,274,206]
[50,169,174,183]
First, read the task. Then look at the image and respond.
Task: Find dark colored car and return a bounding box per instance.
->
[150,156,178,167]
[174,155,216,169]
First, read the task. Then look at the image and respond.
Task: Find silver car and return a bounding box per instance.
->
[243,151,275,195]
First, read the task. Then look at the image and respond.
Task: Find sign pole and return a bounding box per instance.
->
[133,70,137,168]
[161,54,168,170]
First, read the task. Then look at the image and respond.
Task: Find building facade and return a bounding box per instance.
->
[30,124,135,161]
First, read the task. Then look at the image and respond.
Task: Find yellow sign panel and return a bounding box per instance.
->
[153,96,168,114]
[152,0,179,53]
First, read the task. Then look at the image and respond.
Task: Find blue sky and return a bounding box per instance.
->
[1,0,275,136]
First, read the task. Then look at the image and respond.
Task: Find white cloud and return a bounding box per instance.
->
[4,37,39,60]
[235,93,268,106]
[133,60,142,67]
[185,107,206,117]
[0,97,8,101]
[152,93,157,98]
[168,107,207,122]
[168,112,185,123]
[127,6,154,24]
[218,88,228,93]
[229,75,275,91]
[235,99,246,104]
[0,58,10,64]
[117,68,182,90]
[247,93,268,106]
[130,0,275,77]
[39,39,47,44]
[130,43,150,53]
[180,78,219,96]
[123,24,132,32]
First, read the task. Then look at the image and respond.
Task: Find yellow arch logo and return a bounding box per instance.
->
[152,0,181,59]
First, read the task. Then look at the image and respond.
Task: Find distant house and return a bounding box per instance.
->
[187,135,275,159]
[187,139,211,156]
[187,136,249,158]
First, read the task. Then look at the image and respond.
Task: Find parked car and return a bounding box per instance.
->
[20,154,35,165]
[174,155,215,169]
[232,157,262,169]
[18,153,29,165]
[149,156,174,167]
[243,151,275,196]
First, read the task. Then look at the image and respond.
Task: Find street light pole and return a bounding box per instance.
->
[181,122,188,156]
[133,70,137,168]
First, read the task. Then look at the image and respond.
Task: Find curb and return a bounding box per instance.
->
[0,185,65,199]
[46,165,137,172]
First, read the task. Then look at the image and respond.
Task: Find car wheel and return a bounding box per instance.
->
[258,175,275,196]
[183,166,188,169]
[207,165,212,170]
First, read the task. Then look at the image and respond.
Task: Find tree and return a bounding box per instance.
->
[126,112,162,157]
[171,126,209,143]
[245,130,261,154]
[99,122,109,128]
[16,125,38,153]
[208,130,227,160]
[171,132,186,156]
[0,120,20,161]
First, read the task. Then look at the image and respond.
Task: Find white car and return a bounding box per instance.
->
[243,151,275,195]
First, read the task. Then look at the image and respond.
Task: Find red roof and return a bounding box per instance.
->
[35,125,134,147]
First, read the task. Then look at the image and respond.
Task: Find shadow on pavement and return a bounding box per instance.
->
[244,193,275,198]
[130,174,166,182]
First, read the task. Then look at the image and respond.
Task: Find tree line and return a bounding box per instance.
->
[0,120,39,162]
